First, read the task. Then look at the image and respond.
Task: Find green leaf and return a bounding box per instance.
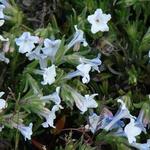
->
[55,37,66,65]
[139,27,150,51]
[25,73,42,95]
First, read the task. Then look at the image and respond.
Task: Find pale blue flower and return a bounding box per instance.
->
[99,109,124,131]
[35,64,56,85]
[39,105,59,128]
[87,113,100,133]
[87,108,124,133]
[42,65,56,85]
[0,91,7,111]
[84,94,98,109]
[26,44,47,69]
[40,87,63,109]
[130,139,150,150]
[15,32,39,54]
[124,118,142,144]
[0,0,11,8]
[104,99,133,131]
[66,55,102,83]
[67,25,88,49]
[0,92,5,98]
[0,34,9,64]
[0,4,5,26]
[0,35,9,41]
[0,125,4,132]
[135,110,147,133]
[42,38,61,62]
[79,54,102,72]
[71,89,98,113]
[87,9,111,34]
[16,123,33,141]
[0,52,9,63]
[66,63,91,84]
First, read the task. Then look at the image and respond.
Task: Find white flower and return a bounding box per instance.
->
[84,94,98,108]
[87,108,125,133]
[65,55,102,83]
[41,64,56,85]
[17,123,33,141]
[104,99,133,131]
[0,52,9,64]
[67,25,88,49]
[67,63,91,84]
[0,35,9,41]
[0,125,4,132]
[130,139,150,150]
[0,5,5,26]
[15,32,39,54]
[26,45,47,69]
[0,0,11,8]
[135,110,147,133]
[40,87,63,109]
[77,64,91,83]
[71,89,98,113]
[0,34,9,64]
[88,113,100,133]
[79,54,102,72]
[117,99,128,110]
[100,107,125,131]
[87,9,111,34]
[39,105,59,128]
[42,38,61,62]
[124,118,142,144]
[0,91,7,111]
[66,55,102,83]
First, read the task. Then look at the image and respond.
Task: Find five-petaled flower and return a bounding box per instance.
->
[71,88,98,113]
[40,87,63,109]
[15,32,39,54]
[16,123,33,141]
[41,64,56,85]
[39,105,59,128]
[66,55,102,84]
[87,9,111,34]
[87,113,100,133]
[67,25,88,49]
[124,118,142,144]
[26,44,47,69]
[76,63,91,83]
[42,38,61,62]
[79,54,102,72]
[86,107,124,134]
[66,63,91,84]
[104,99,133,131]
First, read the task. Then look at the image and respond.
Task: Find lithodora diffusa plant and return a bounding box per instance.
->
[0,0,150,150]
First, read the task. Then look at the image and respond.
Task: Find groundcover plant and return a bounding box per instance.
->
[0,0,150,149]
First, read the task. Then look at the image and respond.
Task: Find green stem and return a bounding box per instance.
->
[14,93,21,150]
[15,130,20,150]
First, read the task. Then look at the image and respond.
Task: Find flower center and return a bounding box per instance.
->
[95,19,100,23]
